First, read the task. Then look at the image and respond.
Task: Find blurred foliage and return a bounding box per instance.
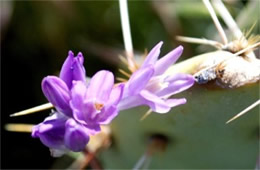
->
[1,0,259,169]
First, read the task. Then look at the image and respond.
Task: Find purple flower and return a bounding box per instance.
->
[64,118,90,152]
[42,76,72,117]
[118,42,195,113]
[32,113,67,151]
[32,112,90,155]
[59,51,86,89]
[33,52,123,155]
[41,51,86,117]
[70,70,124,132]
[33,51,90,155]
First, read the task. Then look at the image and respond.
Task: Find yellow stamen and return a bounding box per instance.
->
[119,55,129,66]
[116,77,128,82]
[94,103,104,111]
[119,69,131,78]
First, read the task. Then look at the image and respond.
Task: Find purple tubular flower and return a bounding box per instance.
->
[70,70,124,132]
[32,113,91,155]
[35,52,126,156]
[64,119,90,152]
[118,41,195,113]
[34,51,94,155]
[41,51,86,117]
[32,113,67,151]
[59,51,86,90]
[42,76,72,117]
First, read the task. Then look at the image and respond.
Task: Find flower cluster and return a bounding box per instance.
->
[118,42,194,113]
[32,42,194,156]
[32,51,124,156]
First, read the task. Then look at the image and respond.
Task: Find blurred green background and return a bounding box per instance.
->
[1,0,258,169]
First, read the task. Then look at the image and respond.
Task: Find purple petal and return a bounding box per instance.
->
[118,95,145,111]
[141,41,163,68]
[77,52,84,65]
[127,65,154,95]
[70,81,98,126]
[157,74,194,98]
[107,83,124,106]
[59,51,86,89]
[154,46,183,76]
[86,70,114,103]
[32,113,67,150]
[166,98,187,107]
[140,90,171,113]
[71,100,97,126]
[70,81,87,110]
[83,124,101,135]
[42,76,72,117]
[59,51,74,89]
[72,53,86,84]
[96,105,118,124]
[70,82,102,131]
[64,119,90,152]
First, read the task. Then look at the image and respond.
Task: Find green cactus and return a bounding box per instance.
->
[98,53,259,169]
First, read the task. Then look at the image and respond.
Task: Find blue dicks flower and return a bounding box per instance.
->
[32,113,91,155]
[33,52,123,155]
[42,76,72,117]
[118,41,195,113]
[59,51,86,89]
[33,51,92,155]
[64,118,90,152]
[41,51,85,117]
[32,113,67,151]
[70,70,124,133]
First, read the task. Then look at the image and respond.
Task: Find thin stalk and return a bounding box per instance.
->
[176,36,223,49]
[226,99,260,124]
[234,42,260,56]
[5,123,34,132]
[133,153,151,170]
[212,0,243,39]
[119,0,135,69]
[202,0,228,45]
[140,109,152,121]
[10,103,53,117]
[212,0,256,59]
